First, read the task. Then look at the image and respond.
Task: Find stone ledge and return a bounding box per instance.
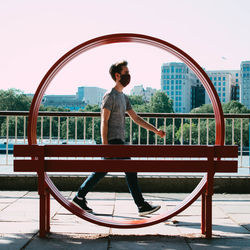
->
[0,175,250,193]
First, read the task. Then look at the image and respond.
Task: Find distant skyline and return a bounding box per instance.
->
[1,0,250,95]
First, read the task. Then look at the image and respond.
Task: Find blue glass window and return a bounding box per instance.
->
[167,86,169,90]
[214,77,217,80]
[171,91,174,95]
[223,77,226,81]
[167,80,170,84]
[223,93,225,97]
[236,79,238,82]
[223,87,225,91]
[214,82,217,86]
[218,77,221,81]
[223,82,226,86]
[167,91,169,95]
[219,93,221,97]
[171,67,174,73]
[171,86,174,90]
[176,86,178,89]
[218,87,221,91]
[171,80,174,84]
[222,98,225,102]
[236,73,238,77]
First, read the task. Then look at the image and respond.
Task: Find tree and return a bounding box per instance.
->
[176,101,250,146]
[128,95,144,106]
[0,89,32,111]
[149,91,174,113]
[191,103,214,114]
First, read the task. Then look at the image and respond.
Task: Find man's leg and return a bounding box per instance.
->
[77,172,107,198]
[125,172,161,216]
[125,172,145,207]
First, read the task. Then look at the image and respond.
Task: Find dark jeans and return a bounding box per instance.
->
[76,139,145,207]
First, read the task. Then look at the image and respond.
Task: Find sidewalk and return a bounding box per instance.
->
[0,191,250,249]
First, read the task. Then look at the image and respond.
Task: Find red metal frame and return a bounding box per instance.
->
[25,33,227,238]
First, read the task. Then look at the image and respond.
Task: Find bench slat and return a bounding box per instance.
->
[14,145,238,158]
[14,159,237,173]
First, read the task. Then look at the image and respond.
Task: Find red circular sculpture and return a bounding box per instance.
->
[28,33,225,228]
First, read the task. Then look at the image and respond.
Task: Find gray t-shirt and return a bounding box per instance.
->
[101,88,132,142]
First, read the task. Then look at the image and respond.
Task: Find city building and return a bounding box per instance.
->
[161,62,198,113]
[77,86,107,105]
[130,85,157,102]
[41,86,107,111]
[240,61,250,109]
[205,70,240,104]
[205,71,232,105]
[191,84,205,109]
[42,95,85,111]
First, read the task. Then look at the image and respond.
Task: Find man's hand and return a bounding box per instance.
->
[156,129,166,138]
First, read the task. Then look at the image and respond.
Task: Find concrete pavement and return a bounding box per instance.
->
[0,191,250,249]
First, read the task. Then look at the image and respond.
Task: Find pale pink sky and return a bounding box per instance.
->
[1,0,250,95]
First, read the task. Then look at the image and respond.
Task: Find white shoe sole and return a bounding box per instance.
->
[139,205,161,216]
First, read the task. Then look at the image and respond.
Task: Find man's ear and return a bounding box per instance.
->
[115,73,120,81]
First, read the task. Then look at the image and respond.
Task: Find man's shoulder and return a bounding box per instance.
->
[103,88,113,98]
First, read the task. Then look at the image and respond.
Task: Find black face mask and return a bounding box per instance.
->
[120,74,131,87]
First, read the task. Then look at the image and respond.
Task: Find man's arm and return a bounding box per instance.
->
[127,109,166,138]
[101,108,111,144]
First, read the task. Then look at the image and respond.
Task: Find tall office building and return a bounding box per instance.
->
[205,71,235,104]
[161,62,197,113]
[77,86,107,106]
[240,61,250,109]
[191,84,205,109]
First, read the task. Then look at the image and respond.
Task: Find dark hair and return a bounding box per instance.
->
[109,61,128,81]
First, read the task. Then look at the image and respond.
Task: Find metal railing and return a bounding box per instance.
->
[0,111,249,175]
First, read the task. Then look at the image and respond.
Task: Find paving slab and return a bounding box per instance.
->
[25,233,109,250]
[187,237,250,249]
[109,235,190,250]
[0,233,36,250]
[0,191,250,249]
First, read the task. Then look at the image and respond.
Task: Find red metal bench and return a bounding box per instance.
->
[14,144,238,238]
[15,32,237,239]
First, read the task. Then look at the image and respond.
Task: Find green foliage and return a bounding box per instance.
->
[149,91,174,113]
[0,89,32,111]
[176,101,250,146]
[128,95,144,106]
[191,103,214,114]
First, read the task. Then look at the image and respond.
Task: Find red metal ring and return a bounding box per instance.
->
[28,33,225,228]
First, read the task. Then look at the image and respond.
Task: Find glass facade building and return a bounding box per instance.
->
[240,61,250,109]
[205,70,239,105]
[161,62,196,113]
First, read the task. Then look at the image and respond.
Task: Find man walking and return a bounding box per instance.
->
[73,61,166,216]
